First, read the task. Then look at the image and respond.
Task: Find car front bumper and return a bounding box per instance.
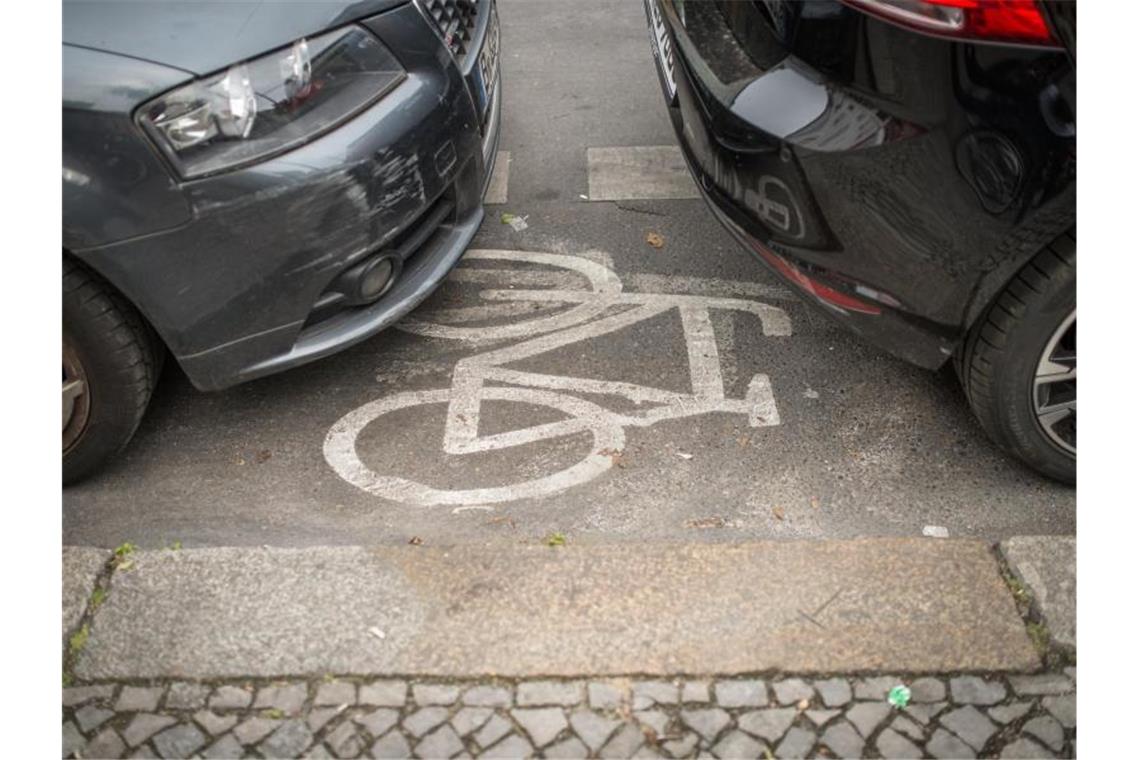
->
[77,1,502,391]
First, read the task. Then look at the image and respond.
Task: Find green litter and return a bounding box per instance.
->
[887,684,911,709]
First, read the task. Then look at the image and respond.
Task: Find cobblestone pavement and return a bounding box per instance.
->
[62,671,1075,759]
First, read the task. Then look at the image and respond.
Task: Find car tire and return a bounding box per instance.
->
[63,257,160,484]
[958,229,1076,483]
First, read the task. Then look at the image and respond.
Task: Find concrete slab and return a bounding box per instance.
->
[63,547,109,636]
[77,540,1037,679]
[999,536,1075,649]
[586,146,699,200]
[485,151,510,205]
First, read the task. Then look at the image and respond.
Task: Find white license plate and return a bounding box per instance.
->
[476,7,501,113]
[645,0,677,103]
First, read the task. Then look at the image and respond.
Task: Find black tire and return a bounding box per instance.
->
[63,258,159,484]
[958,230,1076,483]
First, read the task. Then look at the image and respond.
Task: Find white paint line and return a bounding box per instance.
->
[679,305,725,401]
[586,146,700,201]
[628,273,795,302]
[417,301,573,325]
[452,505,494,514]
[484,151,510,204]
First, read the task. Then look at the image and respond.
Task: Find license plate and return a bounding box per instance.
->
[475,7,501,114]
[644,0,677,104]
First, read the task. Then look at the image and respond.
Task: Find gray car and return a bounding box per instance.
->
[63,0,502,482]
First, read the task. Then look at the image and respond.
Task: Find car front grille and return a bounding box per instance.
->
[422,0,480,62]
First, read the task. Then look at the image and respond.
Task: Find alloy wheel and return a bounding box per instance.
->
[63,338,90,454]
[1033,310,1076,455]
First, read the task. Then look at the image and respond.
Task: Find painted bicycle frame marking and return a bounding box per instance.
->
[324,250,792,505]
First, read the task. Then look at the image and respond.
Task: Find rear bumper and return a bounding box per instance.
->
[645,0,1075,370]
[76,1,501,391]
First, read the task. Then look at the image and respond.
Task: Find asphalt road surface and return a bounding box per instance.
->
[63,0,1075,549]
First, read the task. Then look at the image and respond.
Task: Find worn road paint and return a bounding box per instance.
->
[484,151,510,204]
[586,146,700,201]
[326,249,791,506]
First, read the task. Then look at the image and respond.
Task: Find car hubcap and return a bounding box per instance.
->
[1033,310,1076,455]
[63,339,90,454]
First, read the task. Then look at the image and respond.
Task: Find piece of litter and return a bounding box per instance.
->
[500,212,529,231]
[676,452,693,460]
[645,231,665,249]
[888,685,911,709]
[579,194,588,200]
[803,387,820,399]
[796,698,810,712]
[922,525,949,538]
[369,627,386,640]
[408,536,424,545]
[772,506,786,521]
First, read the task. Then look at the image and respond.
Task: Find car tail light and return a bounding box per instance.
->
[747,241,884,316]
[841,0,1060,47]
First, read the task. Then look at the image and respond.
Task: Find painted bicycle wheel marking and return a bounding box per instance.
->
[324,249,792,506]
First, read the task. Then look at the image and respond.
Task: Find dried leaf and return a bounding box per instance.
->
[686,516,726,529]
[408,536,423,546]
[772,506,786,521]
[645,232,665,249]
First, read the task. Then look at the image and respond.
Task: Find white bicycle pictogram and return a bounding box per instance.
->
[324,249,792,506]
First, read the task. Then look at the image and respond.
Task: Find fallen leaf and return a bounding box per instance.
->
[686,516,726,529]
[772,506,786,521]
[408,536,423,546]
[810,496,821,510]
[737,435,751,448]
[255,449,271,464]
[645,231,665,249]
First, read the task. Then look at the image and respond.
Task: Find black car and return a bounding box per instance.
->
[63,0,501,482]
[644,0,1075,482]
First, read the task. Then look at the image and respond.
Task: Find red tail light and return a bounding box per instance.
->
[841,0,1060,47]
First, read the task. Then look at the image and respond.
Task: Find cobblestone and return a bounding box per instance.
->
[163,683,209,711]
[819,720,863,757]
[370,730,411,758]
[258,719,312,758]
[359,679,407,707]
[415,725,465,759]
[122,714,177,748]
[208,685,252,710]
[85,727,126,759]
[151,723,206,759]
[713,680,767,708]
[414,683,461,705]
[116,686,164,713]
[737,708,795,743]
[775,726,815,758]
[940,705,997,751]
[314,680,356,706]
[908,677,946,703]
[570,709,621,751]
[950,675,1008,705]
[812,678,851,707]
[771,679,813,706]
[588,682,624,710]
[876,727,921,759]
[712,729,764,759]
[356,706,399,737]
[1024,715,1065,752]
[60,672,1077,759]
[512,707,568,747]
[254,682,307,714]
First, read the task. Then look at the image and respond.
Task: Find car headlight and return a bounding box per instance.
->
[138,26,405,179]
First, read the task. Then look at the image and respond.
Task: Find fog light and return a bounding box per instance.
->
[359,256,396,300]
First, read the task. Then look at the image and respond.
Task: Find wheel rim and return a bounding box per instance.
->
[1033,310,1076,455]
[63,338,90,454]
